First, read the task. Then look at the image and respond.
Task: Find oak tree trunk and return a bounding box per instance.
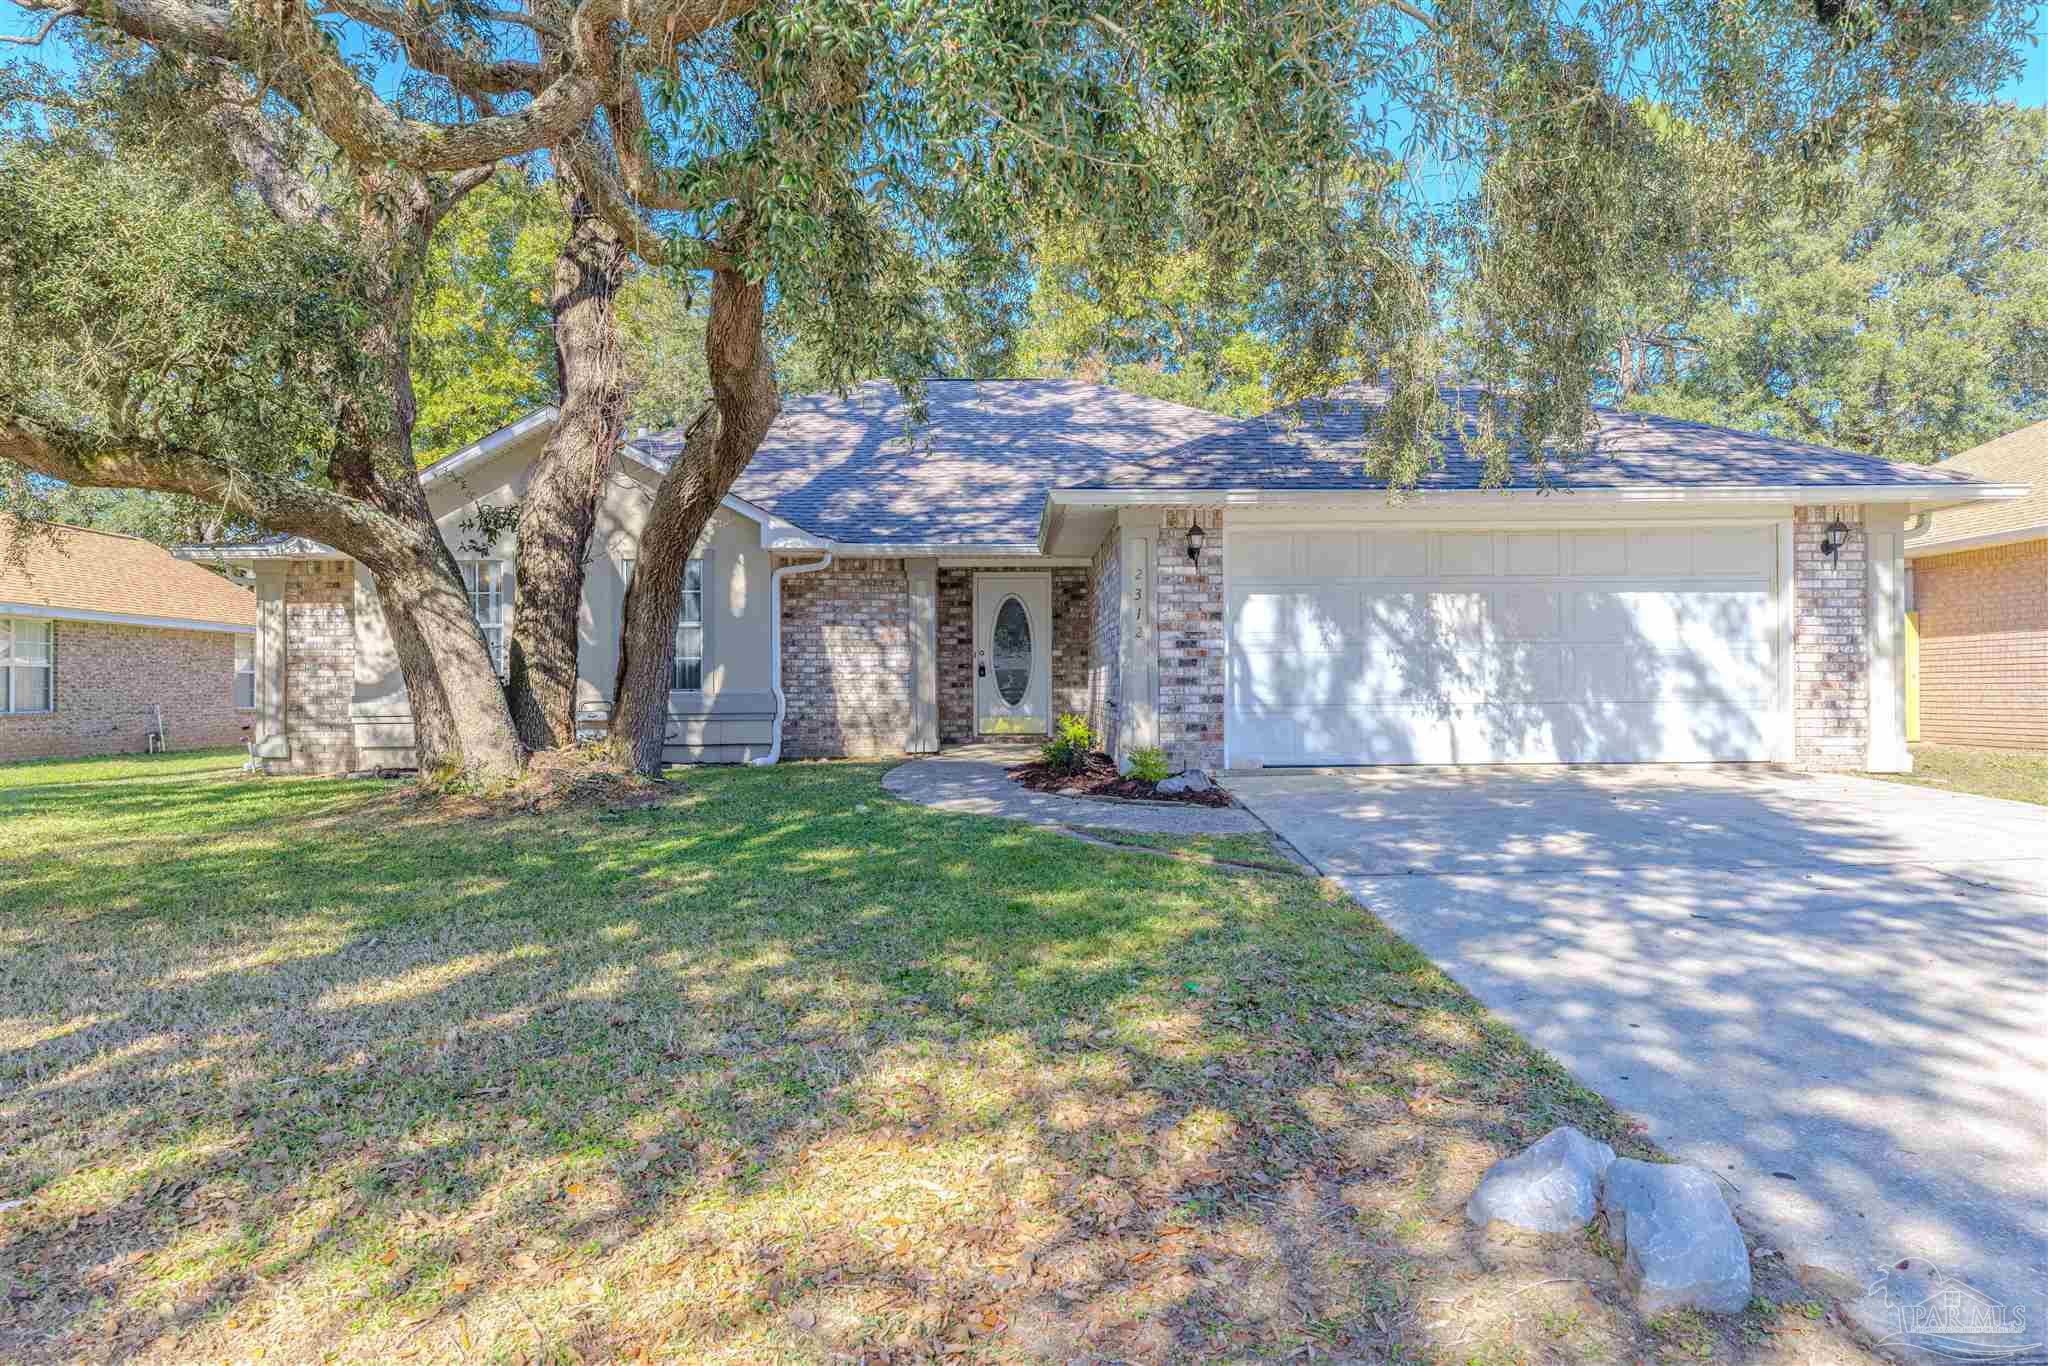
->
[608,268,780,776]
[338,170,527,782]
[506,193,631,750]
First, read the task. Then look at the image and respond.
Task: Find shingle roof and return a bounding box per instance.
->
[627,380,1998,547]
[631,380,1241,547]
[1072,386,1997,493]
[1905,420,2047,553]
[1,523,256,627]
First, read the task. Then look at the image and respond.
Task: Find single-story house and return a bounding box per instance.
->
[1904,419,2046,751]
[176,381,2025,776]
[0,522,258,761]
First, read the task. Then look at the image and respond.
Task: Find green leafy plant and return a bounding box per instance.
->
[1127,747,1170,784]
[1041,713,1095,774]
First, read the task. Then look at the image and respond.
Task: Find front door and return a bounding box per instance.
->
[974,573,1053,735]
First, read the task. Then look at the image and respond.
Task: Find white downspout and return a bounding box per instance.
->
[752,551,834,765]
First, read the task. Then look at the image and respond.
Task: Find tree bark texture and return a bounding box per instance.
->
[329,168,527,780]
[506,192,630,750]
[608,267,780,776]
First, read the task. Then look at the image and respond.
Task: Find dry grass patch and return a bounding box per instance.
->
[1,755,1878,1362]
[1865,742,2048,805]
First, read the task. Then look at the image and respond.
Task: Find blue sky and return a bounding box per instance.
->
[3,4,2042,102]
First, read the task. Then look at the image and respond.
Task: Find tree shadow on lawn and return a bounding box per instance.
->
[0,763,1861,1363]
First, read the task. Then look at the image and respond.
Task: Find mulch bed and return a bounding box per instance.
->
[1009,751,1236,807]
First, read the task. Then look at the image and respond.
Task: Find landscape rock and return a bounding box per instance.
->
[1599,1158,1753,1316]
[1158,770,1213,795]
[1465,1125,1617,1233]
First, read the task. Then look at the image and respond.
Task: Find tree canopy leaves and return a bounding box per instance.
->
[1619,106,2048,461]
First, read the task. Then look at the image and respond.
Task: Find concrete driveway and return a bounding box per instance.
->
[1230,766,2046,1358]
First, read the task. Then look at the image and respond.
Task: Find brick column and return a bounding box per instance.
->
[1156,507,1225,773]
[1087,527,1121,746]
[281,559,358,772]
[1791,506,1870,770]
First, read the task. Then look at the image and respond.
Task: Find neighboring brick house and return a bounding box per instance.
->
[182,382,2021,776]
[1905,420,2047,751]
[0,523,257,762]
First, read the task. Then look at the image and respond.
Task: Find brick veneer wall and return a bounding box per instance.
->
[0,619,248,761]
[781,557,914,757]
[1088,529,1121,744]
[935,565,1091,743]
[937,568,974,743]
[281,560,357,773]
[1157,507,1225,773]
[1913,538,2046,750]
[1791,505,1870,769]
[1050,568,1091,721]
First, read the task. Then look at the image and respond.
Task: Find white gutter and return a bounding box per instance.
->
[1045,482,2029,509]
[1904,522,2046,558]
[0,602,254,634]
[753,552,834,766]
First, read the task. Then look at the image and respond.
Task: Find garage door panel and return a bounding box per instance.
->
[1571,588,1771,646]
[1568,531,1629,576]
[1504,532,1562,576]
[1489,589,1564,641]
[1301,531,1363,578]
[1572,639,1772,705]
[1693,526,1774,575]
[1627,529,1695,576]
[1232,644,1486,707]
[1437,532,1495,576]
[1373,532,1431,577]
[1234,532,1298,578]
[1232,588,1356,649]
[1248,701,1779,765]
[1228,523,1785,766]
[1495,642,1567,702]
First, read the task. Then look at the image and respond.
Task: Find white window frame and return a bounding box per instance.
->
[459,560,508,675]
[2,617,55,715]
[673,557,706,692]
[233,635,257,710]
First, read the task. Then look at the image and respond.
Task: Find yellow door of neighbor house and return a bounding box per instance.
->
[1904,610,1921,743]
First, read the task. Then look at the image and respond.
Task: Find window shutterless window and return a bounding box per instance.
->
[2,618,55,714]
[672,558,704,691]
[234,635,257,709]
[459,560,508,674]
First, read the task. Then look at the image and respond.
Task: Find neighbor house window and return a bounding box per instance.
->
[673,558,704,691]
[460,560,508,673]
[234,635,257,709]
[2,617,54,714]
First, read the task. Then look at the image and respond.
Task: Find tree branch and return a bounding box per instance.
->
[0,420,431,569]
[555,128,731,271]
[428,163,501,232]
[13,0,239,59]
[0,5,79,46]
[254,0,606,171]
[321,0,548,96]
[210,71,340,231]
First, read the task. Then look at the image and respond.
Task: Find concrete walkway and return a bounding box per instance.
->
[1230,766,2047,1362]
[882,746,1263,837]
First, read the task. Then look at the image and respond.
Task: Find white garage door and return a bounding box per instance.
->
[1227,525,1785,766]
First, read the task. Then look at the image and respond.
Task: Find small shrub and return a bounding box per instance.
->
[1127,747,1170,784]
[1041,713,1095,774]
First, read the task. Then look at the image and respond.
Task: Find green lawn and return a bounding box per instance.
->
[1867,743,2048,805]
[0,756,1859,1363]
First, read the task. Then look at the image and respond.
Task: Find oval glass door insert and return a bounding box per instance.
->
[991,596,1032,706]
